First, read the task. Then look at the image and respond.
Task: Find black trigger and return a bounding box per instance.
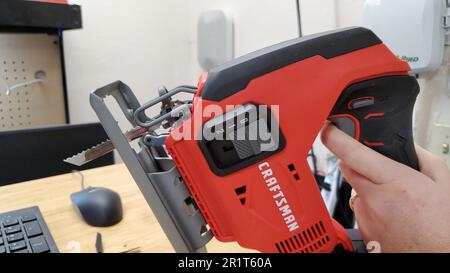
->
[330,117,356,139]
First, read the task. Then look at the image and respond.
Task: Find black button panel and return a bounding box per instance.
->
[199,104,285,176]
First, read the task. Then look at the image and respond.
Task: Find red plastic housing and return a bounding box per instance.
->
[165,43,409,253]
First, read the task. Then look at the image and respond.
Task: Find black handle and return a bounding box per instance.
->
[329,76,420,171]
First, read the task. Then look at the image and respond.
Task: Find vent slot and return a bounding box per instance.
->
[234,186,247,195]
[184,196,199,216]
[235,185,247,206]
[288,164,296,172]
[167,147,218,236]
[287,163,301,181]
[275,221,331,253]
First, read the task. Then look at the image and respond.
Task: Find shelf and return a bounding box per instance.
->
[0,0,82,33]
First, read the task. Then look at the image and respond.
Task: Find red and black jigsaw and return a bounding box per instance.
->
[65,27,420,253]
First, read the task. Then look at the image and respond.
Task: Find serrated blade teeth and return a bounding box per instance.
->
[64,140,114,166]
[63,126,149,167]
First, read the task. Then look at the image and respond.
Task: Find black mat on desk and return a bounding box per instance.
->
[0,123,114,186]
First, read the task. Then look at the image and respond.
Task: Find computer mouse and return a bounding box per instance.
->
[70,187,123,227]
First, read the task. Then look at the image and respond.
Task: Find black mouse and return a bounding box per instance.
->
[71,187,123,227]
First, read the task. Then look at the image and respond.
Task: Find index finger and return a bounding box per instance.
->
[320,123,414,185]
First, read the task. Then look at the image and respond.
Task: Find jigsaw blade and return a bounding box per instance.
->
[64,140,114,166]
[64,127,149,166]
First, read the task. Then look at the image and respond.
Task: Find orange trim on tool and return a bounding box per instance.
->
[197,72,208,96]
[364,113,385,120]
[329,114,361,141]
[364,141,385,147]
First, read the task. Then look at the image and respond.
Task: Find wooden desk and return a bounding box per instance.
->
[0,164,254,253]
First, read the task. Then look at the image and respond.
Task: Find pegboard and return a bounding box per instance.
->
[0,33,66,131]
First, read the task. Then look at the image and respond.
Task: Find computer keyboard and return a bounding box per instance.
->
[0,207,58,253]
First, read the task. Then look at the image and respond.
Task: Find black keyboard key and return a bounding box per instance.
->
[20,213,36,223]
[30,236,50,253]
[2,215,19,227]
[13,249,29,253]
[5,225,21,235]
[9,240,26,252]
[0,246,5,253]
[24,221,42,237]
[7,233,23,243]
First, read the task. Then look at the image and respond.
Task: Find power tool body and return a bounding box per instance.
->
[65,27,419,253]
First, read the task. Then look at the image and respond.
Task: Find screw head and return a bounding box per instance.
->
[443,143,450,155]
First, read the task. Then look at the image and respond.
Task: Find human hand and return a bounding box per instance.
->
[321,123,450,253]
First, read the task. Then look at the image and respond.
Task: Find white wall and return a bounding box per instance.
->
[65,0,299,125]
[335,0,364,28]
[65,0,196,126]
[300,0,364,35]
[197,0,299,56]
[64,0,365,122]
[187,0,300,80]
